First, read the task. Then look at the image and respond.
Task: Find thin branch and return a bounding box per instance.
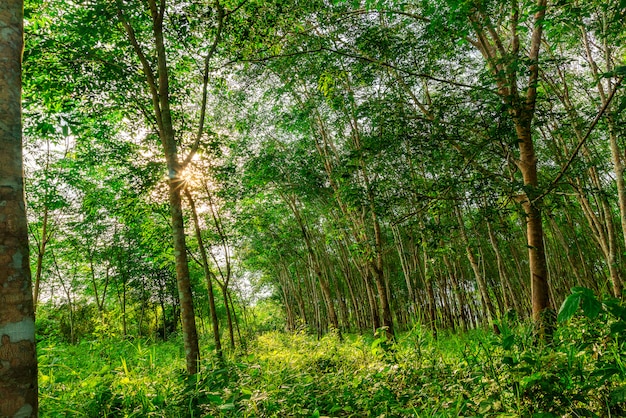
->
[114,0,164,132]
[182,3,226,168]
[322,46,492,91]
[534,76,624,203]
[525,0,548,111]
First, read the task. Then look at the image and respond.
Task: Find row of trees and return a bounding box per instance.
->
[224,0,626,341]
[2,0,626,414]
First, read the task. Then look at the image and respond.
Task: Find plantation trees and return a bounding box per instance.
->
[0,0,38,416]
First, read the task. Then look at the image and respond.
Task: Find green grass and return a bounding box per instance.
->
[38,317,626,417]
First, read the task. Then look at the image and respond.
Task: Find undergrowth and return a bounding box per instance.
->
[38,292,626,417]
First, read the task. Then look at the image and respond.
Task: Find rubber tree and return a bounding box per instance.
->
[0,0,38,416]
[113,0,231,373]
[459,0,551,326]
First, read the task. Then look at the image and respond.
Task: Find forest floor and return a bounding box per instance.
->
[38,317,626,417]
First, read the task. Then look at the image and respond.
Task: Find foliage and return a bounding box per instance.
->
[19,0,626,414]
[38,312,626,416]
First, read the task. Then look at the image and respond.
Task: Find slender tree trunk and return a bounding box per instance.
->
[32,205,49,312]
[363,270,381,332]
[88,254,103,319]
[116,0,200,374]
[574,182,623,296]
[222,286,236,349]
[455,205,496,328]
[581,27,626,281]
[185,188,222,359]
[470,0,551,329]
[369,206,394,340]
[517,160,551,323]
[138,278,146,337]
[548,215,584,287]
[283,193,340,332]
[486,220,513,312]
[227,291,244,349]
[392,224,416,314]
[443,254,467,331]
[114,269,128,337]
[335,239,361,331]
[422,245,437,333]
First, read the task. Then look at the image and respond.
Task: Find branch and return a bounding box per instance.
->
[182,3,226,169]
[321,46,492,92]
[525,0,548,111]
[114,0,164,132]
[533,76,624,203]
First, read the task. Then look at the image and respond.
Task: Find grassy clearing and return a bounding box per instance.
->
[38,317,626,417]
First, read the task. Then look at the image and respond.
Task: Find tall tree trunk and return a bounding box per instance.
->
[185,188,222,359]
[166,156,200,372]
[222,286,236,349]
[116,0,201,374]
[443,253,467,331]
[517,155,551,323]
[32,205,49,312]
[455,206,496,328]
[392,224,417,315]
[581,26,626,283]
[470,0,551,329]
[284,193,340,332]
[369,202,394,340]
[0,3,38,413]
[486,220,513,313]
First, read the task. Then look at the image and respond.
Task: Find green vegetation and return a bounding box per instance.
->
[37,293,626,417]
[3,0,626,415]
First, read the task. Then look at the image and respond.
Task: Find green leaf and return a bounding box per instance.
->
[614,65,626,76]
[502,335,515,350]
[580,293,602,319]
[557,292,581,322]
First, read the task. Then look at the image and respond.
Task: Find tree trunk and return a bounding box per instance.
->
[32,205,49,312]
[0,2,38,414]
[117,0,200,374]
[222,286,236,349]
[369,204,395,340]
[455,205,496,327]
[517,154,551,323]
[185,188,222,359]
[443,253,467,331]
[284,193,340,332]
[470,0,551,329]
[486,220,513,312]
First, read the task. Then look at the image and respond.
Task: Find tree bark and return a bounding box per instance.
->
[0,1,38,415]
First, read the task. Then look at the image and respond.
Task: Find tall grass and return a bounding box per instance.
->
[38,313,626,417]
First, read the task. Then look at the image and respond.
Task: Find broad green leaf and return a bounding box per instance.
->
[581,293,602,319]
[558,292,582,322]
